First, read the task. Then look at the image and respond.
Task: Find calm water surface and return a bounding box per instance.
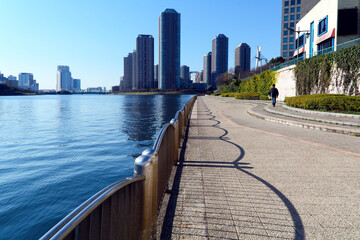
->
[0,94,193,240]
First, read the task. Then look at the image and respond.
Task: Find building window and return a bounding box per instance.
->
[297,14,301,20]
[283,45,288,50]
[297,6,301,12]
[290,37,294,42]
[284,16,289,21]
[283,52,288,57]
[284,8,289,14]
[289,51,294,56]
[318,16,328,36]
[317,38,334,54]
[285,1,289,6]
[297,0,301,4]
[284,30,288,36]
[290,22,295,28]
[289,44,294,49]
[290,15,295,20]
[291,0,295,5]
[338,8,359,36]
[283,37,288,43]
[295,34,305,49]
[291,7,295,13]
[284,23,288,28]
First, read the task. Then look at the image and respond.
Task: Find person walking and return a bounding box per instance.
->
[268,84,279,107]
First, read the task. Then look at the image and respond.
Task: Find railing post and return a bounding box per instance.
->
[170,118,179,164]
[134,149,158,240]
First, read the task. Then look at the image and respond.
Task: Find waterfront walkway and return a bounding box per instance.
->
[157,96,360,239]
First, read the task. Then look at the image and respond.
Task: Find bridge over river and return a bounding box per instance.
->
[156,95,360,239]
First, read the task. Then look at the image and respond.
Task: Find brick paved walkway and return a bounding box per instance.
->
[157,96,360,240]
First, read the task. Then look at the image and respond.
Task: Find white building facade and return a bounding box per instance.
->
[56,66,72,92]
[294,0,360,58]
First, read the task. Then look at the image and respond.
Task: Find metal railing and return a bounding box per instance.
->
[270,37,360,72]
[41,96,197,240]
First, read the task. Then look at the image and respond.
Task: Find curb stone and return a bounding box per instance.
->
[247,108,360,137]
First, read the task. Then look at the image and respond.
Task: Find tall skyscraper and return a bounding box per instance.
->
[123,53,133,90]
[132,50,137,89]
[136,35,154,89]
[18,73,33,88]
[203,52,212,86]
[180,65,190,88]
[159,8,181,90]
[73,79,81,91]
[56,66,72,92]
[211,34,228,87]
[154,64,159,89]
[235,43,251,77]
[281,0,320,59]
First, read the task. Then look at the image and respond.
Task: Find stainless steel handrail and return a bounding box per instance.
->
[40,176,145,239]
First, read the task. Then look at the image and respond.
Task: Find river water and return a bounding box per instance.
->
[0,94,194,239]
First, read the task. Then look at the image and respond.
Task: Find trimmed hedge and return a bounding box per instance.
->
[260,95,270,100]
[212,93,221,96]
[221,92,236,97]
[234,92,260,100]
[286,94,360,113]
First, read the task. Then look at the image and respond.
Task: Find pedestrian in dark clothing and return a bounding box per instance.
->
[268,84,279,107]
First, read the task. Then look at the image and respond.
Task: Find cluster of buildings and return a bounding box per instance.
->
[56,66,81,93]
[281,0,360,60]
[115,9,252,92]
[0,71,39,91]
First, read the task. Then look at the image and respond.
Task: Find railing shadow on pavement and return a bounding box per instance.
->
[159,98,305,240]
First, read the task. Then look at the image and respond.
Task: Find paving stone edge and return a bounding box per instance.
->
[264,106,360,127]
[247,108,360,136]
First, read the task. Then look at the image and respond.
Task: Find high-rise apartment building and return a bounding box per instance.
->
[18,73,34,88]
[154,64,159,89]
[203,52,212,86]
[159,8,181,90]
[136,35,154,89]
[123,53,133,90]
[211,34,228,87]
[180,65,190,88]
[18,73,39,91]
[56,66,72,92]
[281,0,320,59]
[235,43,251,77]
[73,79,81,91]
[132,50,137,89]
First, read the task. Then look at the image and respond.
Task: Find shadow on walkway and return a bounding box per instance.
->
[159,98,305,240]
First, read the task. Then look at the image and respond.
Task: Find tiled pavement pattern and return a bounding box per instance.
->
[157,96,360,240]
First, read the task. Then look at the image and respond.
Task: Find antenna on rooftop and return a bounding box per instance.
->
[255,46,262,71]
[255,46,267,73]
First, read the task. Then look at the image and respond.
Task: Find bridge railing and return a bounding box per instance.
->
[40,95,197,240]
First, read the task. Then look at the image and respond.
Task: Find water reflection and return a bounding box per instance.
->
[121,94,187,144]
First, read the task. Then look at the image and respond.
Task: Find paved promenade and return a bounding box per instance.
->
[157,96,360,239]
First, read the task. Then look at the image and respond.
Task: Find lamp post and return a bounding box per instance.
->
[287,27,310,62]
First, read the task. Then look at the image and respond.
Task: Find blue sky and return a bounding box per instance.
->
[0,0,281,90]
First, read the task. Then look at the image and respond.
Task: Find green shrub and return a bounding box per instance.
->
[286,94,360,113]
[238,70,277,95]
[260,95,270,100]
[220,92,236,97]
[234,92,260,100]
[212,93,221,96]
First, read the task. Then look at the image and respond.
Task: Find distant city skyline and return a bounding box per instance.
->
[0,1,282,90]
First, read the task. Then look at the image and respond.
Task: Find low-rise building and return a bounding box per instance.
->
[294,0,360,58]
